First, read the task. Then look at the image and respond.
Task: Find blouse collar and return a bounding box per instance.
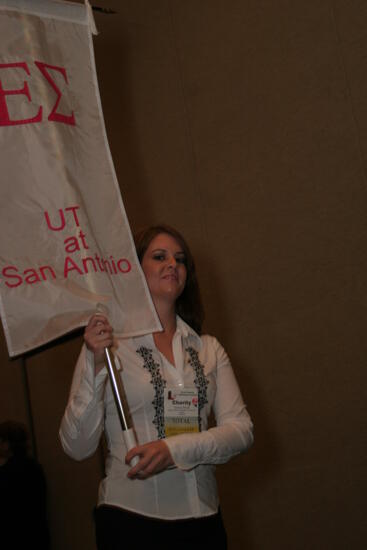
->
[131,315,202,350]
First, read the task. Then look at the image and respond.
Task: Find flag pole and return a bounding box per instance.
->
[103,347,139,466]
[104,347,130,430]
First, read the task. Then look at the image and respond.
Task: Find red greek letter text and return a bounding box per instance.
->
[0,62,42,126]
[34,61,75,125]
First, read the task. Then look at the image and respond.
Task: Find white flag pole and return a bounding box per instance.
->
[96,304,139,466]
[103,347,139,466]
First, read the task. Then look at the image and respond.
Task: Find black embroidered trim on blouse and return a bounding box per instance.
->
[186,346,209,431]
[136,345,209,437]
[136,346,166,439]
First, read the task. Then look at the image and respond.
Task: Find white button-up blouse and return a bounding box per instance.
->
[59,317,253,520]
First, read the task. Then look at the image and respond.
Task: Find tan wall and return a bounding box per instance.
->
[1,1,366,548]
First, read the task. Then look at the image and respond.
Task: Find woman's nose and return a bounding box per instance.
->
[167,256,177,268]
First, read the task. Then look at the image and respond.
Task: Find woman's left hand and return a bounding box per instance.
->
[125,440,174,480]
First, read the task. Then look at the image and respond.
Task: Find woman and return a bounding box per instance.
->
[60,225,253,550]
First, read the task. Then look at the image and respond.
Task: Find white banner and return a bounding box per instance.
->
[0,0,161,357]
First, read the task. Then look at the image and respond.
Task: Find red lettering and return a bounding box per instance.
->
[94,254,105,271]
[34,61,75,125]
[117,259,132,273]
[64,256,83,277]
[109,256,118,274]
[45,206,80,231]
[24,268,41,285]
[79,230,89,249]
[64,236,80,253]
[65,205,80,227]
[2,264,56,288]
[44,209,66,231]
[82,257,97,273]
[0,62,42,126]
[39,265,56,281]
[102,259,113,274]
[2,266,23,288]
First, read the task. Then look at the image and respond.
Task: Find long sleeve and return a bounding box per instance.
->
[59,345,108,461]
[58,326,253,519]
[164,337,253,470]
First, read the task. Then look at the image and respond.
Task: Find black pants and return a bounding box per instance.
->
[94,505,228,550]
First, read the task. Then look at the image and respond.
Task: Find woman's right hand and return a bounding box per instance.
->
[84,314,114,374]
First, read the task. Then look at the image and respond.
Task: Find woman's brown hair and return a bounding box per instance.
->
[134,225,204,335]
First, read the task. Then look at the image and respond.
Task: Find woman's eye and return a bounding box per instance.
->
[176,256,186,265]
[153,254,165,261]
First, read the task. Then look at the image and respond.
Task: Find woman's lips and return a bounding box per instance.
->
[162,273,178,281]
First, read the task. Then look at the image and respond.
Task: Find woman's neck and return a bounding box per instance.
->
[154,300,177,336]
[152,301,177,366]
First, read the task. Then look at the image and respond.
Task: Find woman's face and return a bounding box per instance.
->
[141,233,187,305]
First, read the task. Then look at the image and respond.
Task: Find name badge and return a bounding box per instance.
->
[164,387,199,437]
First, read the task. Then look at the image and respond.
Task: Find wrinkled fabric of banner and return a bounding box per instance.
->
[0,0,161,356]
